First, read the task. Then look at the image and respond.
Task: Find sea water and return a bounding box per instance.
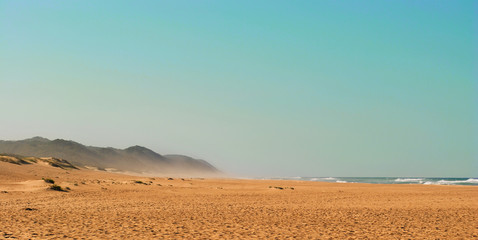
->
[268,177,478,186]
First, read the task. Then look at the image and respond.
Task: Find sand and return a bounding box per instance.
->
[0,162,476,239]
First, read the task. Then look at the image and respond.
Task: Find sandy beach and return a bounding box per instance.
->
[0,162,476,239]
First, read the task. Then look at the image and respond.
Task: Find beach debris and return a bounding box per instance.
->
[24,207,37,211]
[167,178,174,180]
[269,186,294,190]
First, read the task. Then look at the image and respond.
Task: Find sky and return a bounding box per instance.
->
[1,1,476,177]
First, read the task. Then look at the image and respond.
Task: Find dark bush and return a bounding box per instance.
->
[49,184,66,191]
[42,178,55,184]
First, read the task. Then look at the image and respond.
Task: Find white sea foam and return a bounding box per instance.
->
[321,177,337,180]
[394,178,423,183]
[465,178,478,183]
[436,178,478,185]
[281,177,477,185]
[422,178,478,185]
[309,177,337,181]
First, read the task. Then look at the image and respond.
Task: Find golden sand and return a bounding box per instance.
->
[0,162,476,239]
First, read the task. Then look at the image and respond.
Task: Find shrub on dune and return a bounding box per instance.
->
[49,184,67,192]
[42,178,55,184]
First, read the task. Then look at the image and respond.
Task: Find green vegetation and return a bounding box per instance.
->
[49,184,66,192]
[42,178,55,184]
[134,180,151,185]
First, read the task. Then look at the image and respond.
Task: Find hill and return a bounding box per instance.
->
[0,137,220,176]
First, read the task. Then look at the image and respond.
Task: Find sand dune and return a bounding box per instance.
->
[1,180,47,192]
[0,161,476,239]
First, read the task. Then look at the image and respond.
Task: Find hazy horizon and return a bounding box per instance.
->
[1,1,476,177]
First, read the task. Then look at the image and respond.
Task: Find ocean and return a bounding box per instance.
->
[267,177,478,186]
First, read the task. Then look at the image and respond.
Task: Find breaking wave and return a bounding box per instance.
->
[423,178,478,185]
[270,177,477,186]
[394,178,423,183]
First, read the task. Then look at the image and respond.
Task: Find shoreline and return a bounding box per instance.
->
[1,162,477,239]
[246,176,478,186]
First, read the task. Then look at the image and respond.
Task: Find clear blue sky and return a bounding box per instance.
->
[1,1,476,177]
